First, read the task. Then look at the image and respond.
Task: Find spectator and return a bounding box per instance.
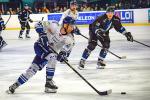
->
[7,8,15,15]
[42,6,50,13]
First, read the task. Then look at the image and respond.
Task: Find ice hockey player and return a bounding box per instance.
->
[0,15,7,51]
[79,6,133,69]
[59,0,81,62]
[6,16,75,94]
[59,0,78,25]
[18,4,33,39]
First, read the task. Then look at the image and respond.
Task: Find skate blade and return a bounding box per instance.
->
[96,66,105,69]
[78,66,84,70]
[18,38,23,40]
[25,38,31,40]
[45,88,57,93]
[6,90,14,94]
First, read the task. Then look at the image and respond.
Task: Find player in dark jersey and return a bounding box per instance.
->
[79,6,133,69]
[18,4,33,39]
[0,15,7,51]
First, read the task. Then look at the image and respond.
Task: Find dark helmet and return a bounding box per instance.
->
[70,0,77,6]
[63,16,75,25]
[24,4,29,9]
[24,4,29,7]
[106,6,115,13]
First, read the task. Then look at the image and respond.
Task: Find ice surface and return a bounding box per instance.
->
[0,26,150,100]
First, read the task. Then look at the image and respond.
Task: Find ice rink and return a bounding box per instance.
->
[0,26,150,100]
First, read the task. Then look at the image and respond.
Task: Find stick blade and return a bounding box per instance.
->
[99,89,112,95]
[121,56,127,59]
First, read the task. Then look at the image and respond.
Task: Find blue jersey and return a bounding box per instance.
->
[34,22,52,59]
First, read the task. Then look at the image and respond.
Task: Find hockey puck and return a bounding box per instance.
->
[121,92,126,94]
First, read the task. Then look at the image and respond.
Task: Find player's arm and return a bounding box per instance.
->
[90,16,107,41]
[35,21,52,53]
[28,10,33,23]
[0,18,5,30]
[18,11,22,22]
[113,16,133,42]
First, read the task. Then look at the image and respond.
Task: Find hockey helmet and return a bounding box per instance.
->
[70,0,77,6]
[106,6,115,13]
[63,16,75,25]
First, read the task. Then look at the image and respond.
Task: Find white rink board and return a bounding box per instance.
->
[1,8,150,29]
[0,26,150,100]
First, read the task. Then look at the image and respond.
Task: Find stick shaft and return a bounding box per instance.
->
[49,46,102,95]
[80,34,123,59]
[133,40,150,48]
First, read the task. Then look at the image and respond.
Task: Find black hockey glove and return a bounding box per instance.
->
[57,51,67,62]
[2,25,6,30]
[95,29,105,41]
[29,19,33,23]
[124,32,133,42]
[73,27,81,35]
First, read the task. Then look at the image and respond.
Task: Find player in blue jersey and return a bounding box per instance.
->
[6,16,76,94]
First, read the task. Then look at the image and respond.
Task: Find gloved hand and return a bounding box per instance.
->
[57,51,67,62]
[124,32,133,42]
[29,19,33,23]
[2,25,6,30]
[73,27,81,35]
[95,29,105,41]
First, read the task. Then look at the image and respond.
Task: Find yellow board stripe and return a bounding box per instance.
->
[5,23,150,30]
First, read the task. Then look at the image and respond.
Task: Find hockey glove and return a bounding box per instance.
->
[125,32,133,42]
[73,27,81,35]
[29,19,33,23]
[57,51,67,62]
[95,29,105,42]
[2,25,6,30]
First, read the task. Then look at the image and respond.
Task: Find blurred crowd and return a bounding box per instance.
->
[0,0,149,15]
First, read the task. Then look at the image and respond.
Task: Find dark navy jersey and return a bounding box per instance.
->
[18,9,32,22]
[90,14,126,35]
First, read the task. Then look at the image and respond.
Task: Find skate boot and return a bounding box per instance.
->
[78,59,85,70]
[18,34,23,39]
[45,80,58,93]
[25,34,31,39]
[0,41,7,51]
[6,82,19,94]
[97,59,106,69]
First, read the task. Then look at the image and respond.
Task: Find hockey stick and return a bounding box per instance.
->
[133,39,150,48]
[80,34,126,59]
[4,11,12,26]
[49,46,112,95]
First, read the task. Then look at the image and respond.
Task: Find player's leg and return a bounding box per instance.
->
[45,53,58,93]
[79,29,97,69]
[0,32,7,50]
[97,35,110,69]
[25,22,30,38]
[6,43,48,94]
[6,55,47,94]
[19,22,25,39]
